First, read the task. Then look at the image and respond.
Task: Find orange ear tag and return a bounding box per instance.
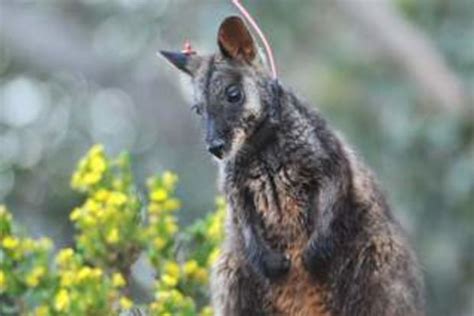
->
[182,40,196,55]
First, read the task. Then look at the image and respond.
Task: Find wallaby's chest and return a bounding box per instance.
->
[246,166,312,248]
[246,168,331,316]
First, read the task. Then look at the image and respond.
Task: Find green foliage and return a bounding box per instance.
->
[0,145,225,315]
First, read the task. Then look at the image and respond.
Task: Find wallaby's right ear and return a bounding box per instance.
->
[159,51,202,76]
[218,16,256,63]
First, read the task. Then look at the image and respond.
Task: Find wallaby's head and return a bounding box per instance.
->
[161,16,276,160]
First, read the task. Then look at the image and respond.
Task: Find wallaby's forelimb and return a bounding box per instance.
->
[230,188,291,280]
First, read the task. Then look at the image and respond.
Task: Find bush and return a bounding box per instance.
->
[0,145,225,316]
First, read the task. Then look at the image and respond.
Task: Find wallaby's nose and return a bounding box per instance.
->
[207,139,225,159]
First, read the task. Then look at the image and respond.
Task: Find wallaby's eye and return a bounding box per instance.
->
[191,104,202,116]
[225,84,244,104]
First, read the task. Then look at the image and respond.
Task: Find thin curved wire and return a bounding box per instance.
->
[231,0,278,79]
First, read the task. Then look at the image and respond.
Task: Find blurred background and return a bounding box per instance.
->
[0,0,472,315]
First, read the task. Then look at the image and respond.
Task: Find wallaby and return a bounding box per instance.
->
[161,16,425,316]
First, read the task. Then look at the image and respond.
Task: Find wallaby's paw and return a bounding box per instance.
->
[302,240,332,280]
[261,251,291,280]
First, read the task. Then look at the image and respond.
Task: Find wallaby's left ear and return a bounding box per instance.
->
[160,51,202,76]
[218,16,256,63]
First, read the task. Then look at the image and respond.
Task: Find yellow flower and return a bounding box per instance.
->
[85,199,100,213]
[77,157,87,170]
[106,228,120,244]
[77,266,93,282]
[108,191,127,206]
[163,262,180,279]
[154,288,171,301]
[34,305,50,316]
[148,203,161,215]
[92,267,103,278]
[69,208,82,221]
[162,171,178,190]
[56,248,75,267]
[150,300,165,313]
[161,274,178,287]
[70,172,81,189]
[153,237,166,250]
[163,198,181,212]
[164,218,178,235]
[208,217,223,241]
[25,275,38,288]
[169,289,185,304]
[2,236,19,249]
[183,260,199,277]
[54,289,70,312]
[112,273,126,288]
[76,266,101,282]
[0,270,6,292]
[90,155,106,173]
[60,271,75,287]
[194,267,209,284]
[25,266,46,288]
[83,214,96,227]
[120,297,133,310]
[161,261,180,287]
[94,189,110,202]
[89,144,104,156]
[151,188,168,202]
[83,172,101,185]
[207,248,221,266]
[200,306,214,316]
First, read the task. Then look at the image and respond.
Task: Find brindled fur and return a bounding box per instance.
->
[210,80,424,315]
[161,16,425,316]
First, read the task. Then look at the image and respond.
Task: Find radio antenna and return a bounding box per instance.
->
[231,0,278,79]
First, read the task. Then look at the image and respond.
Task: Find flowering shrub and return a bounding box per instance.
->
[0,145,225,315]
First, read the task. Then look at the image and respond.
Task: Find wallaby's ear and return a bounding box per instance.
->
[218,16,256,63]
[159,51,202,76]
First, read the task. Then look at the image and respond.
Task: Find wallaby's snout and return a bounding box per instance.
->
[207,139,226,159]
[205,117,228,159]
